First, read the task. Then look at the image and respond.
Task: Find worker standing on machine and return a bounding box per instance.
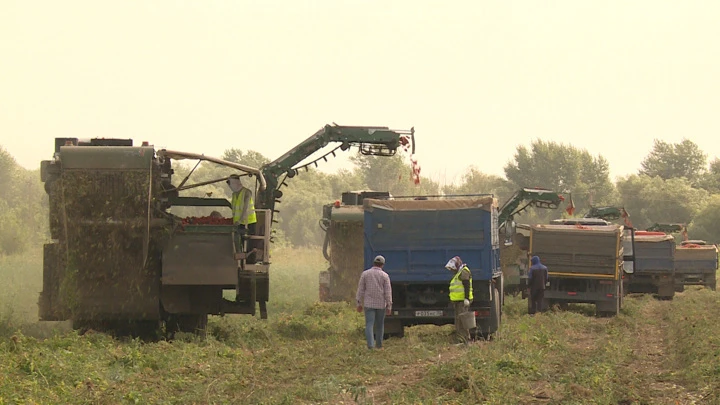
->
[226,174,257,254]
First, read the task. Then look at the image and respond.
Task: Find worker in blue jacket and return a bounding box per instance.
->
[527,256,549,315]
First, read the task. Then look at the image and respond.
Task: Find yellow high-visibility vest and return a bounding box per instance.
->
[231,188,257,225]
[449,265,473,302]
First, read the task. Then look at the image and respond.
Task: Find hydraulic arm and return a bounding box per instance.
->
[256,124,415,223]
[498,188,565,228]
[646,223,689,241]
[584,206,633,228]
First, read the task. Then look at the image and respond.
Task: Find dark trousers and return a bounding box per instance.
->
[235,223,259,263]
[453,301,471,342]
[529,289,545,314]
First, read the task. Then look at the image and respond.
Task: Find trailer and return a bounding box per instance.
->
[624,231,676,299]
[529,223,634,317]
[674,240,718,291]
[362,196,502,339]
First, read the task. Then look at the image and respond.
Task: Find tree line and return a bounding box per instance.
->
[1,137,719,255]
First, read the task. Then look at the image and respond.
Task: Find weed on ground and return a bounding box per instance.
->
[0,250,719,404]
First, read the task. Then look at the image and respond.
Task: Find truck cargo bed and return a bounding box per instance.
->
[633,234,675,273]
[530,224,622,277]
[363,197,500,282]
[362,196,503,338]
[675,245,718,273]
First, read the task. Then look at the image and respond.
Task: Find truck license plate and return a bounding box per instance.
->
[415,310,443,317]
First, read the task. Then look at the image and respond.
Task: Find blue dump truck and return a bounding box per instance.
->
[362,196,502,339]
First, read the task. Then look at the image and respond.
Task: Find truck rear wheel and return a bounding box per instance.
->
[479,286,501,340]
[657,283,675,300]
[706,275,716,291]
[596,290,620,317]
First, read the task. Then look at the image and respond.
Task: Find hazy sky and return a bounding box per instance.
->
[2,1,719,186]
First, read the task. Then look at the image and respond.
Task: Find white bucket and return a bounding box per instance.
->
[459,311,476,329]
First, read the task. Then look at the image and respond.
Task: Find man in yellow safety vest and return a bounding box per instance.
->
[226,174,257,235]
[446,256,473,343]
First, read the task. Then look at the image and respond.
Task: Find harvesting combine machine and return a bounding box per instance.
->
[38,124,416,337]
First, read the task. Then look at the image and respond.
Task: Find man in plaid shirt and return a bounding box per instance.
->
[356,255,393,349]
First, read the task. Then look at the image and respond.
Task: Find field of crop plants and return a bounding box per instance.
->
[1,247,719,405]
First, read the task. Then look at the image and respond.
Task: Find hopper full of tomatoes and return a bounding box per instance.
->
[180,216,233,226]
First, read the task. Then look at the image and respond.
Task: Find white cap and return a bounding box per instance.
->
[374,255,385,264]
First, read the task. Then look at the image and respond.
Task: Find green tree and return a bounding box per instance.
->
[222,149,270,168]
[274,169,334,247]
[0,146,48,254]
[0,147,17,195]
[504,140,617,215]
[326,169,365,199]
[0,199,28,255]
[617,174,709,230]
[688,195,720,243]
[350,153,439,196]
[639,139,707,185]
[443,167,513,201]
[698,158,720,193]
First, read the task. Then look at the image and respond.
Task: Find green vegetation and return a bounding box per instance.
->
[0,147,47,256]
[6,137,720,253]
[1,248,718,404]
[0,249,43,332]
[3,137,720,403]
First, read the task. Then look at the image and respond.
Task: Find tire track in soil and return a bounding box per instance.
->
[621,299,703,405]
[332,343,469,404]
